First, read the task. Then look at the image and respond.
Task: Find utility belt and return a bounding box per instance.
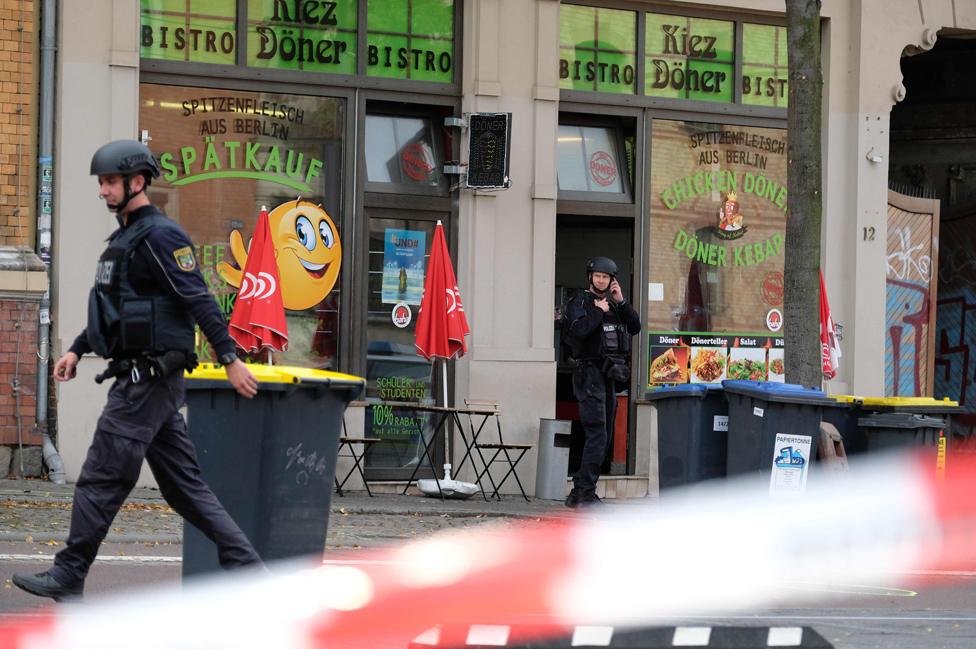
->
[571,354,631,384]
[95,351,198,385]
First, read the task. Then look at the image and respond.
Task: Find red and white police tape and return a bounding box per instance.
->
[2,451,974,649]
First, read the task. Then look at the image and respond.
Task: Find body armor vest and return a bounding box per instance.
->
[573,294,632,361]
[86,211,195,359]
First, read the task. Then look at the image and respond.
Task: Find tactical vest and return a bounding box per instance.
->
[86,210,196,359]
[600,308,631,359]
[572,294,632,361]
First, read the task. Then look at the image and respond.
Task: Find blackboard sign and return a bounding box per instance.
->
[466,112,512,189]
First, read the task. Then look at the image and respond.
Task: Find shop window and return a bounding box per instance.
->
[140,1,237,65]
[557,124,631,199]
[139,83,345,369]
[365,114,448,194]
[366,0,455,83]
[644,14,734,103]
[141,1,459,86]
[741,24,789,107]
[646,119,788,391]
[559,5,637,95]
[246,0,358,74]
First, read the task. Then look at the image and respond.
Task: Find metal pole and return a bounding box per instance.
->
[34,0,64,483]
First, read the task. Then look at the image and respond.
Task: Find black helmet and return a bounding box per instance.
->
[90,140,161,179]
[586,256,618,277]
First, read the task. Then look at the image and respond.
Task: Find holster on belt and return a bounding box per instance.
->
[94,351,197,384]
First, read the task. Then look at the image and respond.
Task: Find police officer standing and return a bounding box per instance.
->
[563,257,641,508]
[13,140,262,601]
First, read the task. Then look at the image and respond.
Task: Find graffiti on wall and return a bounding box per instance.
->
[885,200,938,397]
[935,216,976,431]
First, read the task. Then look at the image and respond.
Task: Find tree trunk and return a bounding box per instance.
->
[784,0,823,388]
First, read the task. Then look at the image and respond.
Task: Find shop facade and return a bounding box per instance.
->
[50,0,976,491]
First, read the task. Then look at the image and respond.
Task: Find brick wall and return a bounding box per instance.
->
[0,298,38,446]
[0,1,40,452]
[0,0,36,247]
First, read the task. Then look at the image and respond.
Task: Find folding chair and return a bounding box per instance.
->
[334,405,379,497]
[461,399,533,501]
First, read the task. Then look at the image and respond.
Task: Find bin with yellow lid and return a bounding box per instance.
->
[825,395,960,473]
[832,395,960,414]
[182,363,364,577]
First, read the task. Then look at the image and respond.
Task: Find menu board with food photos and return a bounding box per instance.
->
[647,332,784,389]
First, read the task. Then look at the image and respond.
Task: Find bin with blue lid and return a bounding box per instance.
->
[182,363,365,577]
[644,384,728,490]
[723,380,835,492]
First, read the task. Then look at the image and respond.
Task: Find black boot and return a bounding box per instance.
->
[577,492,604,507]
[564,488,580,508]
[12,571,84,602]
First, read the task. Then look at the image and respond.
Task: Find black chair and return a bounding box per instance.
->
[457,400,533,501]
[334,408,380,497]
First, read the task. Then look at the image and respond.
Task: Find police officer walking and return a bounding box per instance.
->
[13,140,262,602]
[563,257,641,508]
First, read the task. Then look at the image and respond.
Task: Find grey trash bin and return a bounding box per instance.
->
[182,364,364,577]
[536,419,571,500]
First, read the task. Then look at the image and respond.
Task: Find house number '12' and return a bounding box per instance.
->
[863,226,876,241]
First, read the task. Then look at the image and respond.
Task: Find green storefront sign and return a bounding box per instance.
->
[645,13,734,102]
[141,0,455,83]
[559,4,788,107]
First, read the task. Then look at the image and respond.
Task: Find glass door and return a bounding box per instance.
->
[364,211,448,479]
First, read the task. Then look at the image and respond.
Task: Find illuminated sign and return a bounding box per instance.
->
[466,112,512,189]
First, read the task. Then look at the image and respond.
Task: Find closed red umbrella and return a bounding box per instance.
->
[414,221,474,497]
[415,221,469,361]
[229,207,289,354]
[819,270,840,380]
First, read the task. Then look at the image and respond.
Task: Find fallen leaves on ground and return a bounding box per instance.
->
[0,500,174,514]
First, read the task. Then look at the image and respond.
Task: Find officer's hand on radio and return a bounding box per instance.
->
[609,278,624,303]
[594,298,610,312]
[53,352,79,382]
[226,360,258,399]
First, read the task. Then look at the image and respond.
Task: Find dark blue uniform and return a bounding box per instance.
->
[564,291,641,503]
[49,205,260,590]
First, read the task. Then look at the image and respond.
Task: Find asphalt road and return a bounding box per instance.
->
[3,535,976,649]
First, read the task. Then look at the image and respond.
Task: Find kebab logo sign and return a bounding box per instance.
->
[391,302,412,328]
[714,191,747,240]
[589,150,617,187]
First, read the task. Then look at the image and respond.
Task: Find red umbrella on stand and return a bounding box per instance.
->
[229,206,289,357]
[819,270,841,381]
[415,221,469,365]
[414,220,474,497]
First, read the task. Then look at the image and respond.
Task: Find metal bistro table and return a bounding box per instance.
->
[362,401,506,500]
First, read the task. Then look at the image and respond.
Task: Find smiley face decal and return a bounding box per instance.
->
[217,199,342,311]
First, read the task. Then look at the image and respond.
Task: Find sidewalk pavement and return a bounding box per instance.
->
[0,478,614,549]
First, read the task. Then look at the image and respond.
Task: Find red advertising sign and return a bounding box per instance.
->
[589,150,617,186]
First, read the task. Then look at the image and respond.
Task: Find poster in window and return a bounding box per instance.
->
[382,229,426,305]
